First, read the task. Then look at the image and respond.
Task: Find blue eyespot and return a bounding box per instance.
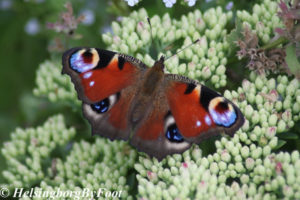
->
[91,98,110,113]
[166,124,184,143]
[210,109,237,127]
[70,50,96,73]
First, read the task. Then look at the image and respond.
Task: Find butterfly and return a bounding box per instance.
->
[62,47,244,161]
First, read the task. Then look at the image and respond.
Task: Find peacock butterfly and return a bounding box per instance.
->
[62,47,244,161]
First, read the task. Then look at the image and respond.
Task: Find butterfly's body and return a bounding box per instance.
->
[130,58,165,123]
[62,47,244,160]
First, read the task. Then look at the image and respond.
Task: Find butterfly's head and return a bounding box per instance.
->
[152,56,165,72]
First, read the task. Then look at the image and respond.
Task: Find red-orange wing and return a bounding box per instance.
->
[165,75,244,143]
[62,47,146,141]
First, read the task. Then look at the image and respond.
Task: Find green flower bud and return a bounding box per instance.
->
[277,83,285,95]
[244,105,254,119]
[249,184,260,197]
[262,34,270,43]
[240,175,249,185]
[277,120,286,133]
[207,155,214,163]
[112,22,121,35]
[218,175,226,184]
[207,47,216,58]
[241,146,250,158]
[255,76,264,90]
[218,161,227,171]
[102,33,112,44]
[251,147,262,159]
[221,150,231,163]
[216,187,226,198]
[256,94,264,105]
[211,56,219,66]
[245,158,255,170]
[219,79,226,87]
[230,170,237,178]
[213,153,220,162]
[231,146,239,156]
[178,63,186,74]
[282,110,292,122]
[269,137,278,149]
[210,162,219,174]
[120,43,129,54]
[223,90,232,100]
[235,162,244,173]
[144,54,154,66]
[265,127,276,139]
[282,186,293,198]
[291,151,300,163]
[201,157,209,168]
[275,101,282,111]
[263,146,271,156]
[296,95,300,104]
[288,120,294,128]
[202,66,211,79]
[242,79,251,92]
[220,57,227,65]
[268,114,278,126]
[286,84,296,97]
[260,113,268,124]
[292,103,300,113]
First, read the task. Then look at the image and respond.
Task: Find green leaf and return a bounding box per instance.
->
[278,132,299,140]
[274,139,287,150]
[226,19,243,53]
[285,44,300,77]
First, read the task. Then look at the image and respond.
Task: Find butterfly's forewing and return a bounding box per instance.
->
[62,47,146,103]
[62,47,146,140]
[165,74,245,143]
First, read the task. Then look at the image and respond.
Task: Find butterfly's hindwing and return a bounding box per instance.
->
[130,90,191,161]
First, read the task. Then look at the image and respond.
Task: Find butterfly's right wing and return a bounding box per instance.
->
[164,74,245,144]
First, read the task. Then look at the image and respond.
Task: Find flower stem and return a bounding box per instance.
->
[262,36,288,50]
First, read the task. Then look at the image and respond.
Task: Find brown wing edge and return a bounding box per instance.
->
[130,136,192,161]
[82,103,132,141]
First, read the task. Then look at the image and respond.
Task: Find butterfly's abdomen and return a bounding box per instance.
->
[129,68,165,126]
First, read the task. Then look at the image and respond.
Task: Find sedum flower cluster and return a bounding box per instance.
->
[1,115,136,199]
[237,0,283,44]
[134,72,300,199]
[102,8,232,88]
[1,115,75,190]
[2,0,300,199]
[33,60,81,107]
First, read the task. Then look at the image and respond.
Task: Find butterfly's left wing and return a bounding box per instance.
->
[164,74,245,144]
[62,47,147,141]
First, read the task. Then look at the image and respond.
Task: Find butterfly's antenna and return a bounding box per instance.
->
[165,39,200,61]
[147,17,154,45]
